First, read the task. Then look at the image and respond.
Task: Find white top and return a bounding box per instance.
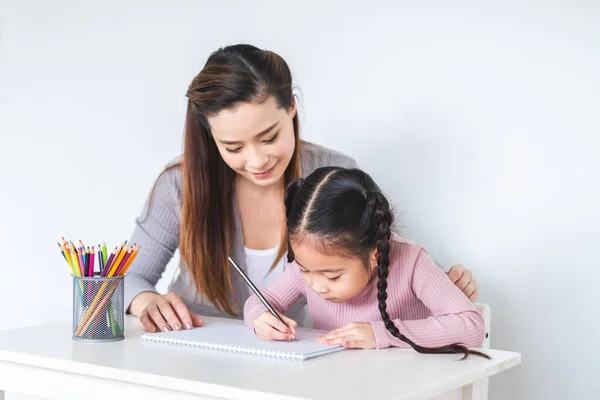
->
[244,246,311,326]
[244,246,286,289]
[0,316,522,400]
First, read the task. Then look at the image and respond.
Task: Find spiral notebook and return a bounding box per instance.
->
[141,321,344,361]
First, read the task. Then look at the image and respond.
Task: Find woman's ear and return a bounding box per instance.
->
[289,96,297,119]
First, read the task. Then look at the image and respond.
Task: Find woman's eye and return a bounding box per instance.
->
[262,132,278,144]
[226,147,242,154]
[327,276,341,282]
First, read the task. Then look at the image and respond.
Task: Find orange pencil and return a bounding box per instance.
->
[112,246,132,277]
[59,243,74,274]
[119,244,140,276]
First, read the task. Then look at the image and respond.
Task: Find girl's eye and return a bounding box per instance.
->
[262,132,278,144]
[226,147,242,154]
[300,270,308,274]
[327,276,341,282]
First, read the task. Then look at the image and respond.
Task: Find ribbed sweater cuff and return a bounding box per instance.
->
[371,321,392,349]
[123,274,159,314]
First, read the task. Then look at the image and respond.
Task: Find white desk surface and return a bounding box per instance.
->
[0,316,520,400]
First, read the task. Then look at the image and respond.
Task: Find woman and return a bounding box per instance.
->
[125,44,478,333]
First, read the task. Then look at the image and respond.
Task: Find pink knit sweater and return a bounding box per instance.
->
[244,235,486,349]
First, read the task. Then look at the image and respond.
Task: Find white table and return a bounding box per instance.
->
[0,316,520,400]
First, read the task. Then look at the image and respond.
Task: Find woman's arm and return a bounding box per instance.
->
[125,164,182,314]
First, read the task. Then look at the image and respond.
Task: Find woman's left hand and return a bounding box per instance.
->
[316,322,376,349]
[448,264,478,301]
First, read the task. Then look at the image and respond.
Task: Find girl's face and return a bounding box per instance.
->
[207,96,296,188]
[291,238,377,302]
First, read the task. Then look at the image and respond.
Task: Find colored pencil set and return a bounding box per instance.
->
[58,237,140,341]
[57,237,139,278]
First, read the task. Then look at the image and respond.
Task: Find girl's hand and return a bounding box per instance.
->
[131,292,204,333]
[253,311,298,341]
[316,322,376,349]
[448,264,478,301]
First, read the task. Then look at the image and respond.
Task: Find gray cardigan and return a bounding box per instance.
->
[124,141,357,318]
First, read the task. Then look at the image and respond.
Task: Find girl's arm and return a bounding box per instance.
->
[371,249,486,349]
[243,263,306,329]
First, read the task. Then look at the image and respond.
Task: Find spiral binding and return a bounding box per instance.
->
[141,334,302,361]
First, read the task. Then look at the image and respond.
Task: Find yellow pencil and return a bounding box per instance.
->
[107,242,127,277]
[69,243,81,277]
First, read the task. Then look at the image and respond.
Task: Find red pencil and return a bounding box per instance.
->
[113,246,133,277]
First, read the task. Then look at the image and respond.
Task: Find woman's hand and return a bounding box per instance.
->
[253,311,298,341]
[316,322,376,349]
[448,264,478,301]
[130,291,204,333]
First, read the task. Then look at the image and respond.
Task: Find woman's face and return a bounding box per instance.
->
[208,96,296,187]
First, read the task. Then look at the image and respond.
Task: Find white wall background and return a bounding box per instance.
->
[1,1,598,399]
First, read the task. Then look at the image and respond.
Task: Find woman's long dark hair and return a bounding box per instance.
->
[148,45,301,315]
[284,167,489,360]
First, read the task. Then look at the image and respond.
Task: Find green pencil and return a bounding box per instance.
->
[101,242,108,265]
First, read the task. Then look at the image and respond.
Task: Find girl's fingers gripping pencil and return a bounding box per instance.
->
[228,256,296,340]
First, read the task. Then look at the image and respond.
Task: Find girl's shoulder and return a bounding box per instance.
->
[390,234,423,251]
[300,141,358,177]
[389,234,429,272]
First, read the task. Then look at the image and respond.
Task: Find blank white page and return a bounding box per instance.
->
[141,321,344,361]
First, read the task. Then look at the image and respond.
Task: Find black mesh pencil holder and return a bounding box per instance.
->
[72,275,125,342]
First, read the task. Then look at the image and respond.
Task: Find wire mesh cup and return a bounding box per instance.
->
[72,275,125,342]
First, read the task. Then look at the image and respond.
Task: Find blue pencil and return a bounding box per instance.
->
[97,244,104,275]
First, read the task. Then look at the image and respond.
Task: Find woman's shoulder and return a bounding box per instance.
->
[164,155,183,172]
[149,156,183,201]
[299,140,358,177]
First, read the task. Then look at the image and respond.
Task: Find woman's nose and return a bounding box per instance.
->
[246,147,269,170]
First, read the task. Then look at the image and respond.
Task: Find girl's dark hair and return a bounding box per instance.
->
[284,166,489,360]
[149,44,301,315]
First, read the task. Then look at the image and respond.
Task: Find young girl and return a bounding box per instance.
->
[244,167,488,359]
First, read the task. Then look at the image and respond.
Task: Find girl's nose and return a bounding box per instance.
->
[312,281,329,294]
